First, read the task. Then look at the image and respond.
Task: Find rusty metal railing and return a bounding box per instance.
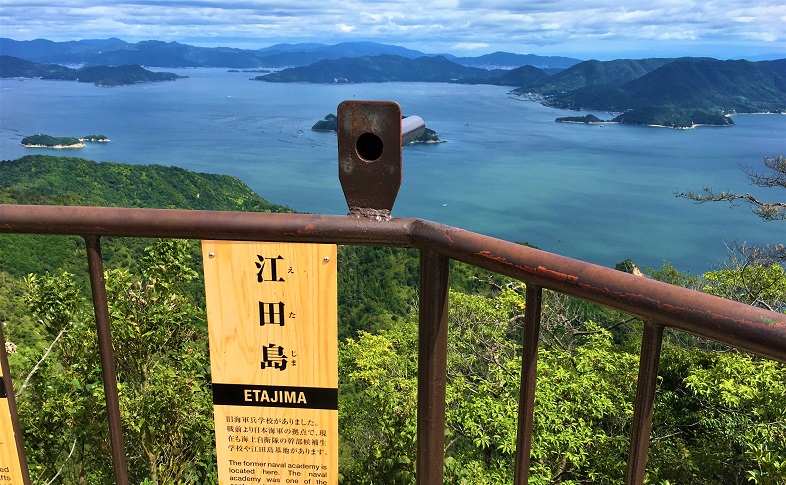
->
[0,101,784,485]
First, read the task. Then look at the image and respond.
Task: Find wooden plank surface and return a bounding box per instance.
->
[203,241,337,485]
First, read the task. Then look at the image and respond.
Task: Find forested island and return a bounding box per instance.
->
[0,154,782,484]
[555,114,609,124]
[82,134,110,142]
[0,55,184,86]
[21,133,111,148]
[312,113,444,143]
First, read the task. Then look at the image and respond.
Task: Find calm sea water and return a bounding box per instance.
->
[1,68,784,274]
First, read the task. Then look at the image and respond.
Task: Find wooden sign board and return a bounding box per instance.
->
[0,357,25,484]
[203,241,338,485]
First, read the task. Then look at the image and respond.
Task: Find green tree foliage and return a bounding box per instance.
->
[0,270,45,354]
[338,275,785,484]
[649,343,786,484]
[703,263,786,312]
[339,289,641,484]
[21,270,114,484]
[339,321,419,484]
[15,240,215,484]
[337,246,418,339]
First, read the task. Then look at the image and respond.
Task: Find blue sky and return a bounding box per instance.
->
[2,1,785,59]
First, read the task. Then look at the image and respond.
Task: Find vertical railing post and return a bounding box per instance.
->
[417,249,450,485]
[625,321,664,484]
[514,284,543,484]
[0,323,31,484]
[85,236,129,485]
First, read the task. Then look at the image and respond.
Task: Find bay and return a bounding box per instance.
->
[1,68,784,274]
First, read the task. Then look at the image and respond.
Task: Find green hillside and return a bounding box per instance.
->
[523,57,786,126]
[552,58,786,113]
[519,58,675,95]
[0,155,291,277]
[458,64,548,86]
[621,58,786,112]
[0,155,287,211]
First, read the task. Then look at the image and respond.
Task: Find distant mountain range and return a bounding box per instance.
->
[256,54,549,85]
[259,54,458,83]
[0,37,581,70]
[446,52,580,70]
[2,37,783,128]
[0,55,183,86]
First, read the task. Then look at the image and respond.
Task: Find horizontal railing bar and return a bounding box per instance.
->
[409,220,786,362]
[1,205,784,362]
[0,205,415,246]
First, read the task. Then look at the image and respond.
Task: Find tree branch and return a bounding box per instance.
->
[740,156,786,189]
[676,189,786,221]
[16,325,67,398]
[45,437,78,485]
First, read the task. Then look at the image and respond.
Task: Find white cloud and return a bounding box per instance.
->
[451,42,489,51]
[1,0,784,58]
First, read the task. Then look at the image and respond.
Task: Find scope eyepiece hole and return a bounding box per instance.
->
[356,132,384,162]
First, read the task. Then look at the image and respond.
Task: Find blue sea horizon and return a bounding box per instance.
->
[1,68,784,275]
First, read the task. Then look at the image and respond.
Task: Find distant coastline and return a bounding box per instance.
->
[554,109,736,129]
[22,142,85,149]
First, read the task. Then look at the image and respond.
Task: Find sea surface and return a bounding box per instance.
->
[1,68,784,274]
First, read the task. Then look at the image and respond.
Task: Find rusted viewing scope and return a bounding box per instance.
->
[402,115,426,144]
[337,101,426,218]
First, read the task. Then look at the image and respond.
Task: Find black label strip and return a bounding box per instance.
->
[212,383,337,410]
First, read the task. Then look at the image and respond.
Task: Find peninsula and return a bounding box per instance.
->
[526,58,784,128]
